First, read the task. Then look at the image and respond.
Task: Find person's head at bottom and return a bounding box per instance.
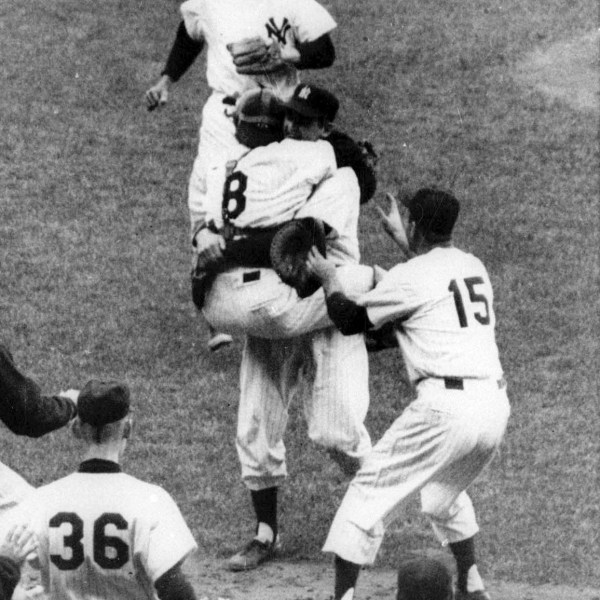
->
[396,558,454,600]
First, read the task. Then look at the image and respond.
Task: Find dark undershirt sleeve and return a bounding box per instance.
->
[296,34,335,70]
[0,345,76,438]
[161,21,205,82]
[155,564,197,600]
[326,292,373,335]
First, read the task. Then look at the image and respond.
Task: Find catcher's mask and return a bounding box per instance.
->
[234,88,285,149]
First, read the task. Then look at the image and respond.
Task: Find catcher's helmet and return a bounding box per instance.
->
[234,88,285,149]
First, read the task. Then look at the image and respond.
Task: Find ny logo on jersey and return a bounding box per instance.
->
[265,17,291,45]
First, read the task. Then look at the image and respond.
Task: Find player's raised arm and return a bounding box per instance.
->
[0,344,77,438]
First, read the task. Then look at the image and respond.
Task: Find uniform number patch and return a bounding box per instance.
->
[448,277,491,327]
[222,170,248,221]
[49,512,129,570]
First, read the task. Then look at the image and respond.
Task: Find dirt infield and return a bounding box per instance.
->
[185,555,600,600]
[514,30,599,112]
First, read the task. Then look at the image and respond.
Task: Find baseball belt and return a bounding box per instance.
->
[417,377,506,391]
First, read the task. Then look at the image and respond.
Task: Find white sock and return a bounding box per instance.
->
[255,522,274,544]
[466,564,485,592]
[340,589,354,600]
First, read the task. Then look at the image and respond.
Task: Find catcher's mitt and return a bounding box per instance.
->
[270,218,327,298]
[227,36,286,76]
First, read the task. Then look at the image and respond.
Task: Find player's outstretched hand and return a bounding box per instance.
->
[376,193,410,252]
[145,75,172,112]
[305,246,336,284]
[0,524,38,564]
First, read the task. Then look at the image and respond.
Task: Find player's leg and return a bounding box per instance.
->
[229,335,305,571]
[419,382,510,599]
[203,264,375,339]
[304,327,372,475]
[322,400,465,599]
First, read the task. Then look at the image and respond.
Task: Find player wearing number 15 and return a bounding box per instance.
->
[306,189,511,600]
[8,380,198,600]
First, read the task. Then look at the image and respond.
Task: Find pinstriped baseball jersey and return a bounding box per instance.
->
[218,138,337,229]
[12,463,197,599]
[181,0,337,98]
[359,247,503,383]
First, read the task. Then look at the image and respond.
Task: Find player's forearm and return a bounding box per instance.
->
[161,21,205,82]
[325,291,371,335]
[0,346,76,438]
[296,34,335,69]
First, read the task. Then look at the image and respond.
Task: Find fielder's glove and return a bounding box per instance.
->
[227,36,286,76]
[270,218,327,298]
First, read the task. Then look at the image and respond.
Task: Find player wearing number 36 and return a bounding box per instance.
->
[305,189,511,600]
[3,381,198,600]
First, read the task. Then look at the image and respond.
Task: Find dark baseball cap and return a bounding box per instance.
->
[78,380,131,427]
[235,88,285,148]
[284,83,339,122]
[396,558,453,600]
[402,188,460,242]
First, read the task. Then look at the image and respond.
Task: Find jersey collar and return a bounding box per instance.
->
[78,458,122,473]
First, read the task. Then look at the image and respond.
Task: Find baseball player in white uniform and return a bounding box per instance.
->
[145,0,337,350]
[188,86,375,571]
[4,380,198,600]
[306,189,511,600]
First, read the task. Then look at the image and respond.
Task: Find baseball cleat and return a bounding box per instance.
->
[207,332,233,352]
[226,535,280,571]
[455,590,492,600]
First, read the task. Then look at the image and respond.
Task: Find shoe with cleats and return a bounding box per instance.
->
[226,535,281,571]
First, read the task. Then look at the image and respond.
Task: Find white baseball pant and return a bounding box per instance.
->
[237,328,372,491]
[323,377,510,565]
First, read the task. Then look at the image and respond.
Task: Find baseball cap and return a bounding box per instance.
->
[78,380,131,427]
[235,88,285,148]
[284,83,339,122]
[396,558,453,600]
[403,188,460,242]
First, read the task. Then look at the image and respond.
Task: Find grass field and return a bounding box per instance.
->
[1,0,598,592]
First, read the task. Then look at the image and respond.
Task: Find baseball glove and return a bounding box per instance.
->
[227,37,286,76]
[270,218,327,298]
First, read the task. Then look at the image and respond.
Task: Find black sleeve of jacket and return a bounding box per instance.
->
[0,556,21,600]
[161,21,205,82]
[327,130,377,204]
[296,33,335,70]
[155,564,197,600]
[0,345,76,438]
[326,292,373,335]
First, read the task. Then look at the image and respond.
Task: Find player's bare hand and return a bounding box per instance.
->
[145,75,172,112]
[305,246,335,283]
[59,389,80,405]
[376,193,410,251]
[0,524,38,564]
[194,228,226,269]
[12,584,47,600]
